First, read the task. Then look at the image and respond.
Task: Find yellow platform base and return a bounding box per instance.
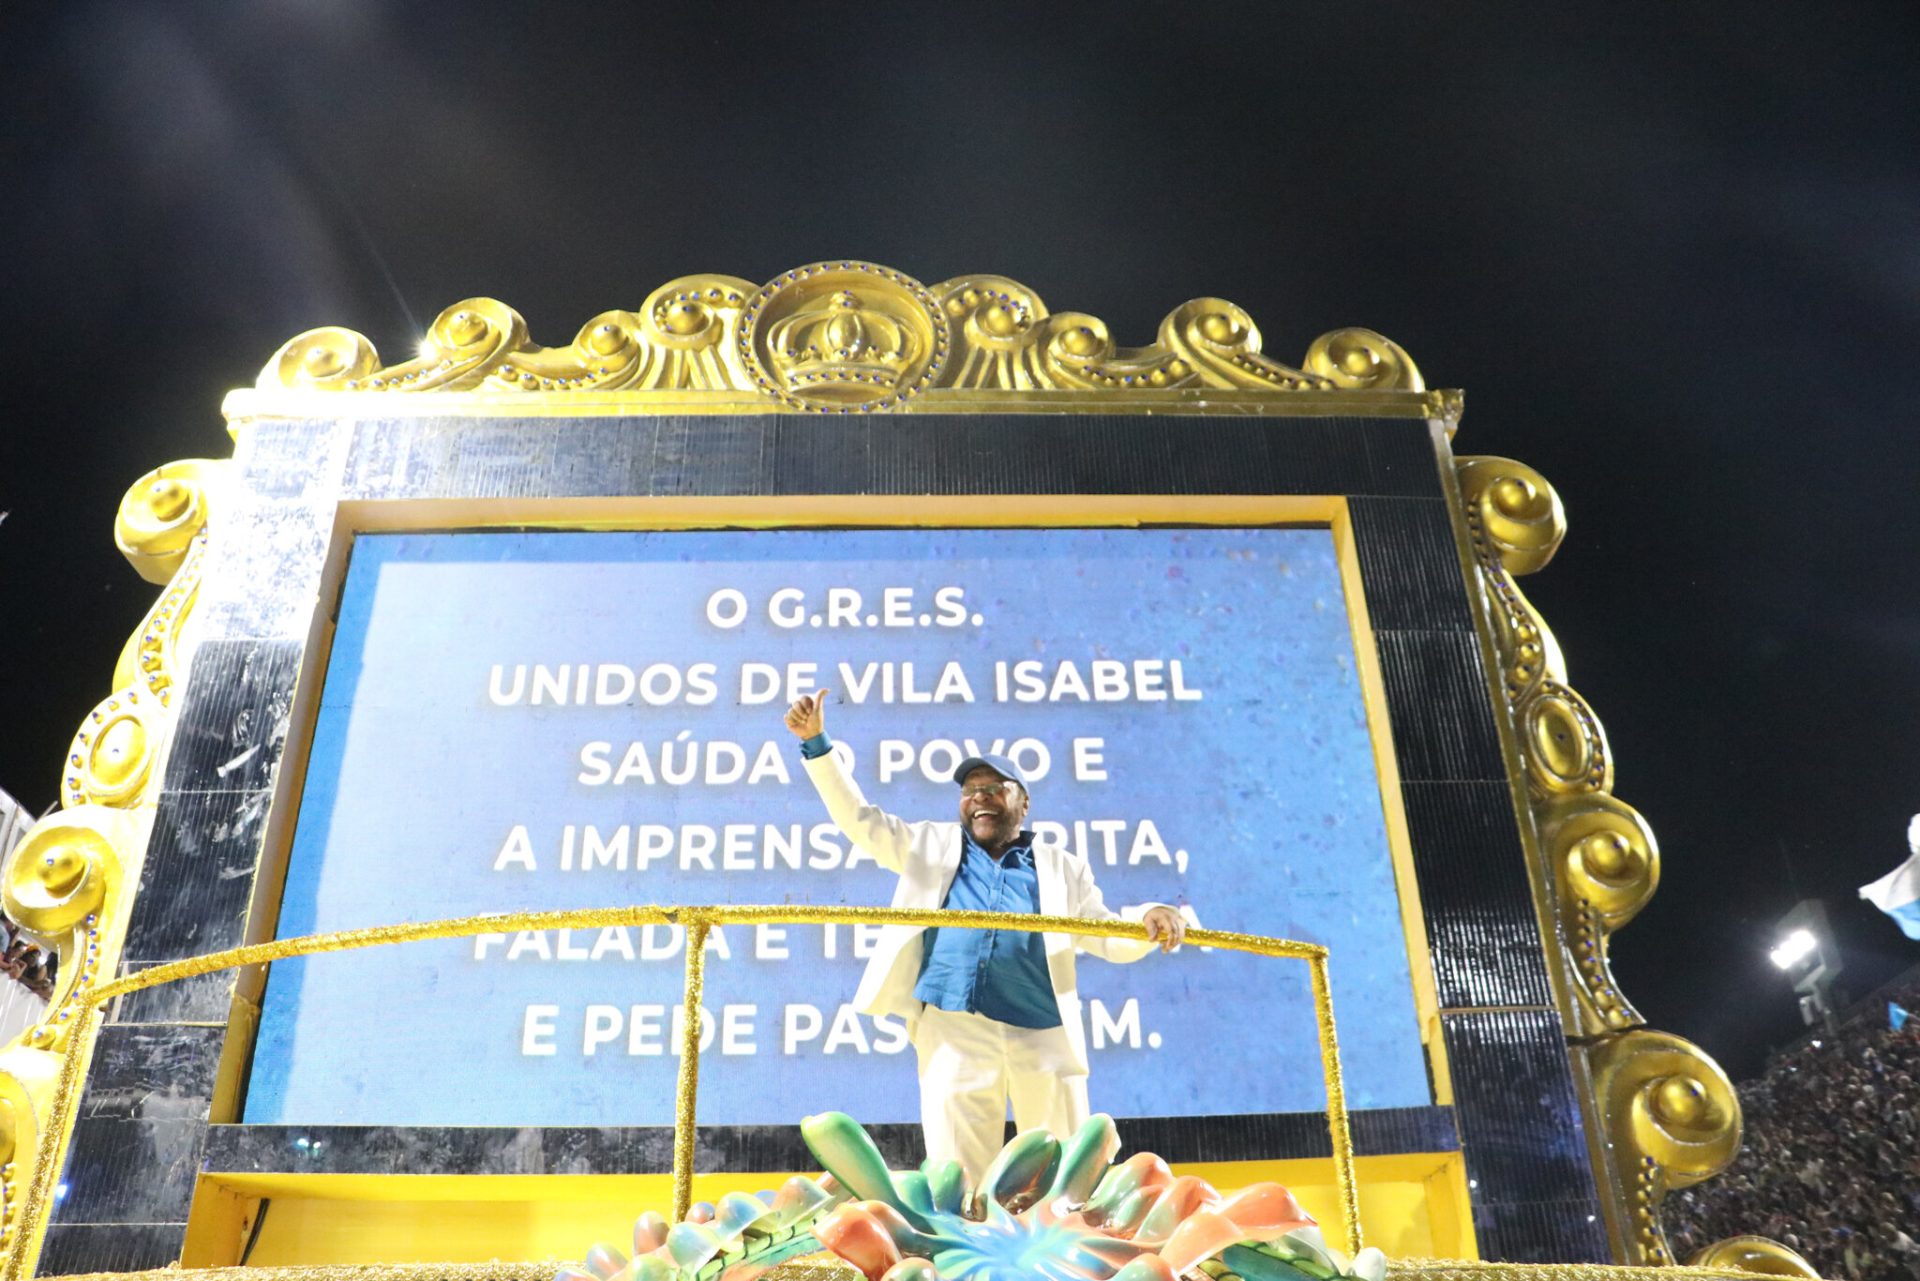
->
[181,1155,1474,1268]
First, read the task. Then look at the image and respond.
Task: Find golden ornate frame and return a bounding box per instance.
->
[0,264,1813,1279]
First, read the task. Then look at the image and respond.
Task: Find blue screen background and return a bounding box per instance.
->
[246,527,1430,1125]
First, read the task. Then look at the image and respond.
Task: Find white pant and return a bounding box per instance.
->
[911,1005,1089,1185]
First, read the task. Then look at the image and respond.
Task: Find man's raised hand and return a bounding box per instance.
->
[784,689,831,740]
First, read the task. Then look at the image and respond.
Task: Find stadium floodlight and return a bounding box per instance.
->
[1772,900,1844,1034]
[1769,928,1818,970]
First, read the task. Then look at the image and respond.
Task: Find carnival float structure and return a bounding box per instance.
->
[0,264,1819,1281]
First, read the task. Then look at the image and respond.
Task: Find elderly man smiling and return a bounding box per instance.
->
[784,689,1185,1181]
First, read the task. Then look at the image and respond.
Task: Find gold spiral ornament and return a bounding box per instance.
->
[1033,311,1123,389]
[642,276,752,349]
[1588,1029,1741,1265]
[1161,298,1322,389]
[934,275,1054,389]
[1303,327,1424,391]
[1457,456,1566,576]
[561,309,651,389]
[938,275,1045,352]
[113,464,213,585]
[631,276,756,390]
[1544,794,1659,925]
[259,325,381,391]
[62,688,168,810]
[1542,796,1655,1033]
[1519,681,1611,796]
[2,822,109,938]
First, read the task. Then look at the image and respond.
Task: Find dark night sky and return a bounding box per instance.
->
[3,3,1917,1080]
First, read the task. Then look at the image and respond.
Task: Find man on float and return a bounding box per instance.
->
[784,690,1187,1182]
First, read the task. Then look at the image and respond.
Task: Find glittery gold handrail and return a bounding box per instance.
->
[672,919,710,1225]
[67,906,1352,1257]
[84,905,1325,1005]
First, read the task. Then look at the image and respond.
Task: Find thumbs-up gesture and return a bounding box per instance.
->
[784,689,831,740]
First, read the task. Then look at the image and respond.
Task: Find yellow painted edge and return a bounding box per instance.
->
[188,1153,1476,1266]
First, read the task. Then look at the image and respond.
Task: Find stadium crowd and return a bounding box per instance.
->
[1666,983,1920,1280]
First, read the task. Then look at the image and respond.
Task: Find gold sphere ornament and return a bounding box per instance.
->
[1578,830,1632,879]
[301,344,344,378]
[145,477,191,522]
[1652,1074,1708,1129]
[588,322,629,354]
[663,303,705,336]
[1492,475,1538,517]
[1062,327,1101,357]
[979,303,1020,337]
[446,310,488,346]
[1199,313,1240,344]
[39,845,86,898]
[1327,333,1380,379]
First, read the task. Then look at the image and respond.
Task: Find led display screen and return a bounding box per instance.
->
[246,527,1428,1126]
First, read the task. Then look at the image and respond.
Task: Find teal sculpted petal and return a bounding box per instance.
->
[628,1257,677,1281]
[714,1191,775,1239]
[1046,1114,1119,1208]
[1106,1189,1154,1237]
[802,1112,910,1214]
[921,1159,968,1215]
[893,1171,935,1219]
[665,1220,726,1271]
[980,1130,1061,1213]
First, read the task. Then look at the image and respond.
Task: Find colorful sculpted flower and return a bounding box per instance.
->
[562,1112,1384,1281]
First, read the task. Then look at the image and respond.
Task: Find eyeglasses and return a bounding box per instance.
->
[961,781,1021,800]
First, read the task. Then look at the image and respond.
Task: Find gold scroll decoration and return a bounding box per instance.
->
[0,462,220,1280]
[1457,456,1645,1031]
[1587,1031,1741,1268]
[1456,456,1772,1268]
[254,262,1445,412]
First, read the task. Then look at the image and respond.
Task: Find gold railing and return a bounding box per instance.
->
[25,905,1356,1270]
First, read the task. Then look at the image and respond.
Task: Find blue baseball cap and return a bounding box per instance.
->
[953,754,1029,791]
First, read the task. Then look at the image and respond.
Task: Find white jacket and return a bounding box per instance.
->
[804,751,1161,1073]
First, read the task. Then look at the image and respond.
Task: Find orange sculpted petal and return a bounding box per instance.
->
[1217,1184,1316,1240]
[814,1204,904,1281]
